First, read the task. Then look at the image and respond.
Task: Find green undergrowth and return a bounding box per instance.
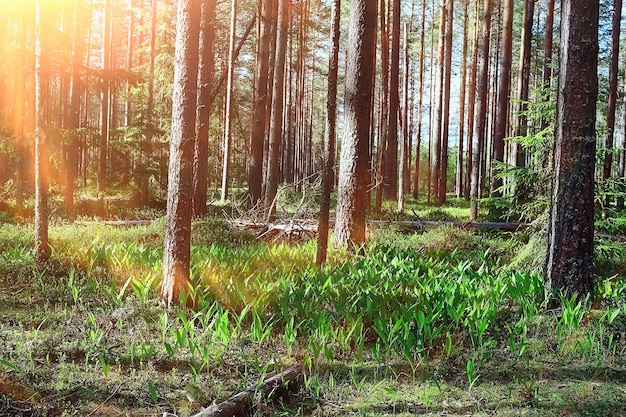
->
[1,221,626,416]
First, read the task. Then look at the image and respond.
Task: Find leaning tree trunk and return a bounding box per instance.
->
[161,0,202,307]
[316,0,340,266]
[545,0,599,301]
[35,0,50,263]
[469,0,491,221]
[193,0,216,218]
[334,0,376,247]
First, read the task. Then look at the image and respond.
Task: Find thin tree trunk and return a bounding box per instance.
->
[541,0,555,132]
[316,0,340,266]
[161,0,202,306]
[469,0,491,221]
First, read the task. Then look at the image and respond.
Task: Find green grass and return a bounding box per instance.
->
[1,216,626,416]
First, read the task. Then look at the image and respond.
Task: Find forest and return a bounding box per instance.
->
[1,0,626,415]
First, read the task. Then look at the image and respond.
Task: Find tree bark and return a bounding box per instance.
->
[161,0,202,306]
[334,0,376,247]
[618,67,626,211]
[545,0,599,301]
[316,0,341,266]
[193,0,216,218]
[469,0,491,221]
[540,0,555,132]
[431,0,446,204]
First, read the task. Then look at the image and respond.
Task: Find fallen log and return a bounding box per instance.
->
[191,364,302,417]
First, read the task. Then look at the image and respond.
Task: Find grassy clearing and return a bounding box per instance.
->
[0,209,626,416]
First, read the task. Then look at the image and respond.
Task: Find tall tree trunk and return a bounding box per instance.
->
[541,0,555,132]
[398,23,409,212]
[384,0,401,200]
[412,0,427,200]
[490,0,513,199]
[144,0,157,203]
[469,0,491,221]
[431,0,446,204]
[126,0,134,127]
[98,0,112,194]
[161,0,202,306]
[65,0,84,218]
[35,0,50,263]
[15,13,27,219]
[375,0,389,211]
[264,0,289,216]
[248,0,274,207]
[617,68,626,211]
[220,0,238,202]
[193,0,216,218]
[465,0,480,200]
[602,0,622,211]
[545,0,599,302]
[456,0,469,198]
[335,0,376,247]
[513,0,535,167]
[316,0,341,266]
[438,0,453,204]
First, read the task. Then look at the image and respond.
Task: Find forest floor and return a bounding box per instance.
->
[1,196,626,416]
